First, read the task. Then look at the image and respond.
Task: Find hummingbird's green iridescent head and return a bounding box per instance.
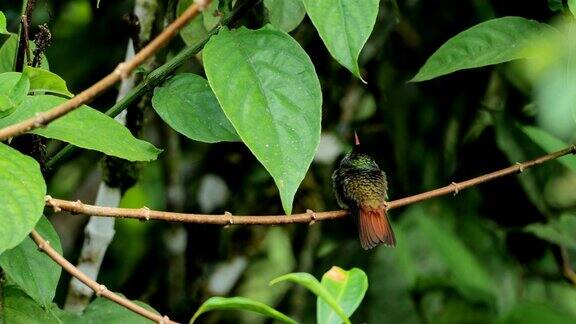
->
[338,133,379,171]
[339,146,380,171]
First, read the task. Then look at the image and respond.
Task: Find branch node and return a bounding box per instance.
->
[33,112,47,128]
[450,182,460,195]
[159,315,171,324]
[45,195,62,212]
[224,211,233,227]
[70,200,83,215]
[37,240,50,251]
[142,206,151,220]
[306,209,317,225]
[516,162,524,173]
[95,284,108,297]
[114,62,130,79]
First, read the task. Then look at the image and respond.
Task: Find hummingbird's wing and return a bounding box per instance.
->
[331,168,349,209]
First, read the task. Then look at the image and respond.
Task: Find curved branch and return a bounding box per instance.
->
[29,230,179,324]
[0,0,210,141]
[45,145,576,224]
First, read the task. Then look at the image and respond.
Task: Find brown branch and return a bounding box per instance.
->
[0,0,210,141]
[29,229,179,323]
[45,145,576,225]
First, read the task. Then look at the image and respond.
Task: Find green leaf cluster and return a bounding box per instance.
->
[191,266,367,324]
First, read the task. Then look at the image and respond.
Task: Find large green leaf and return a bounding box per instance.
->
[0,216,62,308]
[203,25,322,214]
[271,272,350,324]
[522,126,576,172]
[0,11,9,34]
[0,95,161,161]
[23,66,73,97]
[1,285,62,324]
[264,0,306,33]
[411,17,555,82]
[302,0,379,80]
[525,214,576,251]
[0,143,45,255]
[317,267,368,324]
[190,297,296,324]
[151,73,239,143]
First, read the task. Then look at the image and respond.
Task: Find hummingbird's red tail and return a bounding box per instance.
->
[358,205,396,249]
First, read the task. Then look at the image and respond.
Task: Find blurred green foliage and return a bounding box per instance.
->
[2,0,576,323]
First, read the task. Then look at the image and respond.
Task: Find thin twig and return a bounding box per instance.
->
[0,0,210,141]
[45,145,576,224]
[29,230,179,324]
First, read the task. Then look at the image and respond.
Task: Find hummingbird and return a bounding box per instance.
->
[332,133,396,249]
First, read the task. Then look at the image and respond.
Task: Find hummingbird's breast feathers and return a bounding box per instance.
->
[343,170,388,205]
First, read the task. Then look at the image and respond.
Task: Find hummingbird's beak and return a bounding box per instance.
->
[354,131,360,146]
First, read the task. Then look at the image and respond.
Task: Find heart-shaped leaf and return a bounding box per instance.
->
[411,17,555,82]
[317,267,368,324]
[302,0,379,80]
[152,73,239,143]
[203,25,322,214]
[264,0,306,32]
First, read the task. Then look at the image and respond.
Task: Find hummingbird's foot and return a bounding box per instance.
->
[515,162,524,173]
